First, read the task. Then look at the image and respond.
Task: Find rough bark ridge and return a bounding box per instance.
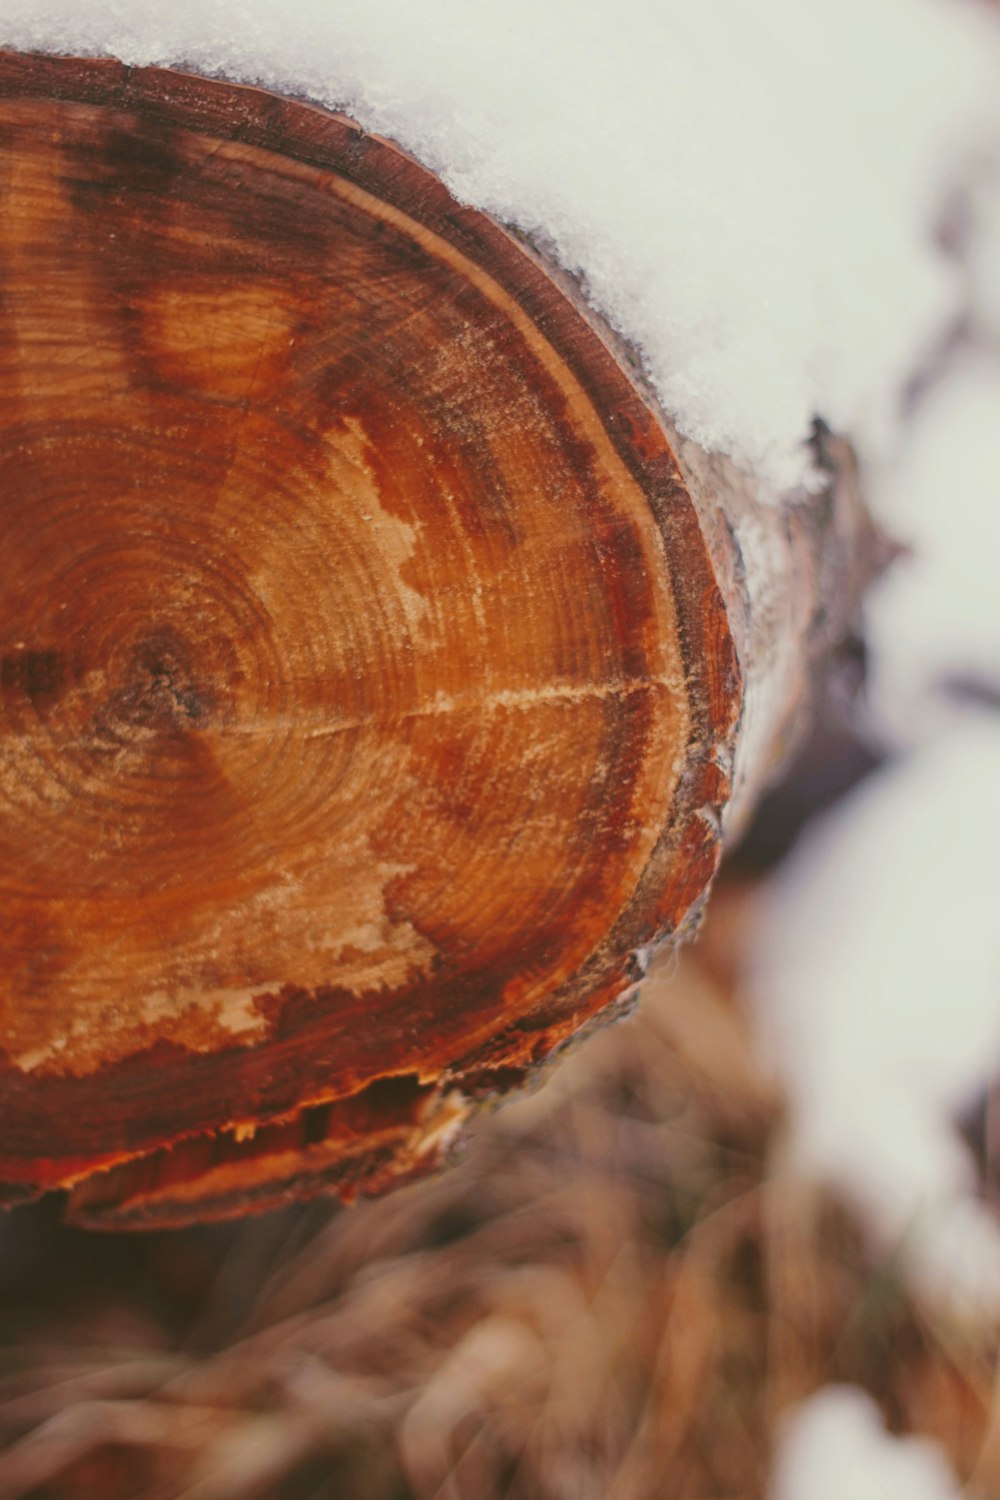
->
[0,51,871,1227]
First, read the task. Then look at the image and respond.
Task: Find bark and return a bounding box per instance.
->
[0,51,873,1227]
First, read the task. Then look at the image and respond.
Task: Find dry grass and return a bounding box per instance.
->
[0,879,997,1499]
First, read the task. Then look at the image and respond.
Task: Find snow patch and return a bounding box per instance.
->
[770,1386,961,1500]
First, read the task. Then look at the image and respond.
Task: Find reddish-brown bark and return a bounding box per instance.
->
[0,51,868,1226]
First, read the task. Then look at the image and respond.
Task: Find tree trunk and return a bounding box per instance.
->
[0,51,873,1227]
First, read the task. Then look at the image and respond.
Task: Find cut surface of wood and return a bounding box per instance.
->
[0,52,862,1228]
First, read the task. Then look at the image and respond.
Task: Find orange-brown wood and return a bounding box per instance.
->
[1,51,858,1228]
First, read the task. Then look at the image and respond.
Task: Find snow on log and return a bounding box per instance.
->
[0,52,871,1226]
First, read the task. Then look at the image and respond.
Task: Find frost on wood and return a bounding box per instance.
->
[1,0,998,488]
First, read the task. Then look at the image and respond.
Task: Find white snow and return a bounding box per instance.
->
[752,714,1000,1317]
[1,0,998,488]
[770,1387,961,1500]
[966,156,1000,344]
[866,351,1000,743]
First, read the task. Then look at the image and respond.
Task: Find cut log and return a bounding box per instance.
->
[0,51,872,1227]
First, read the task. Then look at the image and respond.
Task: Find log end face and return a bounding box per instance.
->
[0,51,742,1226]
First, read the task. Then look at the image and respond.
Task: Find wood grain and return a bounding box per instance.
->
[0,51,747,1225]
